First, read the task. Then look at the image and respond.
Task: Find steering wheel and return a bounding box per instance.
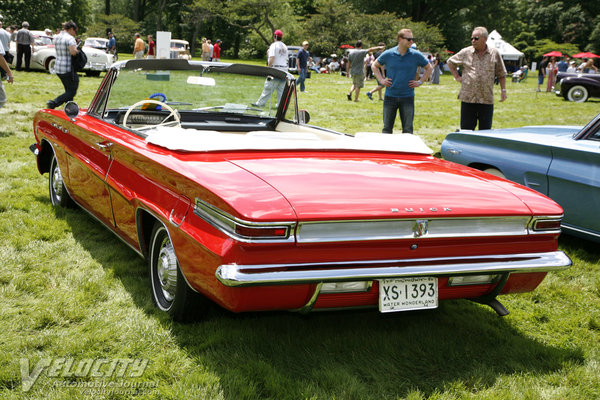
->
[122,99,181,130]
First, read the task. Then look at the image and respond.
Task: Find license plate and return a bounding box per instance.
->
[379,277,438,313]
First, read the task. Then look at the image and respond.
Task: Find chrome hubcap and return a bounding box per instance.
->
[157,238,178,302]
[52,163,63,202]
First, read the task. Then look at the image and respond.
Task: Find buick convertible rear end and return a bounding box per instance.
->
[31,59,570,320]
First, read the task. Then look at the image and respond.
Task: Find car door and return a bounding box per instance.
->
[547,123,600,237]
[64,117,115,227]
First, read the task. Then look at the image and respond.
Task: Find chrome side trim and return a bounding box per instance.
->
[194,199,296,243]
[216,251,571,287]
[561,223,600,239]
[296,216,533,243]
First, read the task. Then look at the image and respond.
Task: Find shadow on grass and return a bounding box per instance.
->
[59,207,584,399]
[559,234,600,262]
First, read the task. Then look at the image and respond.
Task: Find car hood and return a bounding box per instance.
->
[227,154,548,221]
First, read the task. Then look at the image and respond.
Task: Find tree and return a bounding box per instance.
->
[86,14,141,53]
[184,0,220,56]
[589,16,600,53]
[301,0,445,57]
[1,0,85,31]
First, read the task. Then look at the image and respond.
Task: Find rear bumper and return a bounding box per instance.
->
[216,251,571,287]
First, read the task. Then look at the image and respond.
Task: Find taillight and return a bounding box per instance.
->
[234,225,290,240]
[194,199,296,243]
[530,217,562,233]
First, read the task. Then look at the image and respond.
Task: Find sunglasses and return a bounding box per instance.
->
[402,37,415,42]
[471,36,480,41]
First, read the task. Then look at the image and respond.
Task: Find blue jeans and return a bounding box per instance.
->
[382,96,414,133]
[297,68,307,92]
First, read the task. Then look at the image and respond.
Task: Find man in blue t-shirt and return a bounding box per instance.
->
[371,29,432,133]
[296,41,310,92]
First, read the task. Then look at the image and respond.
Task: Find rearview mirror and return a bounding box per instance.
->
[299,109,310,124]
[64,101,80,121]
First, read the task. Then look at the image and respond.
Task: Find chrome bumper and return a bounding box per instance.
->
[215,251,571,287]
[553,80,562,96]
[85,62,108,71]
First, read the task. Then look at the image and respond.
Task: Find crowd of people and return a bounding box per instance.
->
[1,15,598,133]
[292,26,507,133]
[537,55,598,92]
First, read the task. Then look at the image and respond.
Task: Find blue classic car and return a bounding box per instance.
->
[441,113,600,242]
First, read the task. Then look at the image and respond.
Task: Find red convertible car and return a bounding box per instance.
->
[31,59,571,320]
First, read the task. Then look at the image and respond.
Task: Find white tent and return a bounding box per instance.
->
[487,30,524,61]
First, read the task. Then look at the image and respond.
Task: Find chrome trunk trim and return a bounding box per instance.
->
[216,251,571,287]
[296,216,533,243]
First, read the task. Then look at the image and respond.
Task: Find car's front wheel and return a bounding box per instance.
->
[148,222,205,321]
[45,57,56,74]
[49,153,74,207]
[567,85,589,102]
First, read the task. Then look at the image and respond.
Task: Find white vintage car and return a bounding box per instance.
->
[9,31,114,76]
[170,39,191,60]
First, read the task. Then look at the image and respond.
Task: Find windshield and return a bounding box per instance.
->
[85,39,107,48]
[35,36,53,46]
[106,67,285,118]
[93,61,297,131]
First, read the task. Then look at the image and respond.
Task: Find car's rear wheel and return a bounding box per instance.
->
[49,153,74,207]
[567,85,589,102]
[148,222,205,321]
[482,168,506,179]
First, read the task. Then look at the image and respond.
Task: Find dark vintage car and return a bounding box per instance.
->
[442,113,600,242]
[287,45,302,74]
[30,59,570,321]
[554,71,600,102]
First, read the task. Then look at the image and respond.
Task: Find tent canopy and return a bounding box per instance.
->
[487,30,524,61]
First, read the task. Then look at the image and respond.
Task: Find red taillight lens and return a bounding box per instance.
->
[533,219,562,231]
[235,225,289,239]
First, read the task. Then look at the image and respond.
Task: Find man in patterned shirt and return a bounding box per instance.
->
[47,21,81,109]
[447,26,507,130]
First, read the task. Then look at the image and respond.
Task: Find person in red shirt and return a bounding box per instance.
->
[212,39,221,62]
[146,35,155,59]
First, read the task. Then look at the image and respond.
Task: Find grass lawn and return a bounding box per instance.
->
[0,62,599,400]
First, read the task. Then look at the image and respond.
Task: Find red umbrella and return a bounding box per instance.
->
[571,52,600,58]
[339,44,354,49]
[543,51,563,57]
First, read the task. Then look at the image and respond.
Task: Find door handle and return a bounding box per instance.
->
[97,141,113,152]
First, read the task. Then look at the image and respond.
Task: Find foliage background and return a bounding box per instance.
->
[2,0,600,61]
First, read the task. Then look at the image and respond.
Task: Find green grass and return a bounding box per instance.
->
[0,66,599,400]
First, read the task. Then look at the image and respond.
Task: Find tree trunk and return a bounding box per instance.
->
[105,0,110,15]
[133,0,139,21]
